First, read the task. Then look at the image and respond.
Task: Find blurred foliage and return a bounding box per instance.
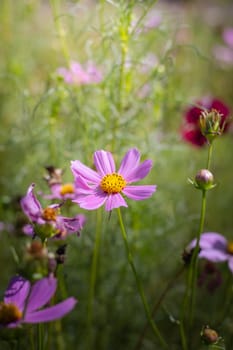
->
[0,0,232,349]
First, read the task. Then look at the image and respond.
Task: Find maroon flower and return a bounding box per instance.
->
[181,97,230,147]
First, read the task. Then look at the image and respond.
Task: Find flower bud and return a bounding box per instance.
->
[199,109,226,143]
[195,169,215,191]
[201,325,219,345]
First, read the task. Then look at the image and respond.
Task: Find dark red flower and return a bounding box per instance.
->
[181,97,230,147]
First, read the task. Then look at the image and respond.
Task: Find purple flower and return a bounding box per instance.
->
[181,97,230,147]
[20,184,86,239]
[71,148,156,212]
[0,275,77,326]
[57,60,103,85]
[188,232,233,273]
[223,27,233,49]
[42,183,78,201]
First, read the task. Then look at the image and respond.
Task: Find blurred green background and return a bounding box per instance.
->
[0,0,233,349]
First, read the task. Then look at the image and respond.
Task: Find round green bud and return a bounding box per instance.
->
[195,169,214,190]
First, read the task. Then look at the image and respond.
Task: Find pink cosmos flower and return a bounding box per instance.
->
[188,232,233,273]
[71,148,156,211]
[181,97,230,147]
[42,183,78,201]
[20,184,86,239]
[0,275,76,326]
[57,60,103,85]
[223,27,233,49]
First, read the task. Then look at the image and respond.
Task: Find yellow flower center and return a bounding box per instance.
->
[42,207,57,221]
[0,302,22,325]
[60,183,74,196]
[100,173,127,194]
[227,241,233,255]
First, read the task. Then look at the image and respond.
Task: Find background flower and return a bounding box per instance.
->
[188,232,233,273]
[21,184,86,239]
[0,275,76,326]
[181,97,230,147]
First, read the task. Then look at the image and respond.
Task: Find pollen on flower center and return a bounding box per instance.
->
[0,302,22,325]
[42,207,57,221]
[60,183,74,196]
[100,173,127,194]
[227,241,233,255]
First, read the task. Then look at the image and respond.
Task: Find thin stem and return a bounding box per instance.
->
[189,190,206,327]
[49,0,70,64]
[206,142,213,170]
[37,323,43,350]
[117,208,168,349]
[135,265,185,350]
[86,208,102,349]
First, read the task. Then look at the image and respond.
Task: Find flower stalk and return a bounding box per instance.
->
[117,208,168,349]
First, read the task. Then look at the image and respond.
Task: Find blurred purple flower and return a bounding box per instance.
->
[188,232,233,273]
[213,45,233,65]
[57,60,103,85]
[71,148,156,211]
[213,27,233,66]
[21,184,86,239]
[223,27,233,49]
[42,183,78,201]
[0,275,76,326]
[181,97,230,147]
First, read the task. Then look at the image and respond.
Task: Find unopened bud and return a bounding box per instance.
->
[201,325,219,345]
[195,169,215,191]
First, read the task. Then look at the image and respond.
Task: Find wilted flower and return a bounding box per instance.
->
[57,60,103,86]
[198,261,222,294]
[71,148,156,211]
[21,184,86,240]
[181,97,230,147]
[0,275,76,326]
[188,232,233,273]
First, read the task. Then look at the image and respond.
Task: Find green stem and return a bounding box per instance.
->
[49,0,70,64]
[206,142,213,170]
[135,265,185,350]
[117,208,168,349]
[37,323,43,350]
[86,209,102,349]
[189,190,206,327]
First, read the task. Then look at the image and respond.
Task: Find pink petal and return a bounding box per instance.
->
[124,160,153,183]
[71,160,100,184]
[94,150,116,176]
[23,297,77,323]
[228,258,233,274]
[20,184,42,221]
[25,277,57,313]
[105,193,128,211]
[118,148,140,179]
[122,185,156,200]
[75,191,107,210]
[189,232,227,250]
[4,276,31,312]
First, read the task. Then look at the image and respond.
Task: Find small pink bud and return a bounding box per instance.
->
[195,169,215,190]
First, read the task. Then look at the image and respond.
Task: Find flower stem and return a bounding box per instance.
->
[135,265,185,350]
[49,0,70,64]
[117,208,168,349]
[189,189,206,327]
[86,208,102,349]
[206,142,213,170]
